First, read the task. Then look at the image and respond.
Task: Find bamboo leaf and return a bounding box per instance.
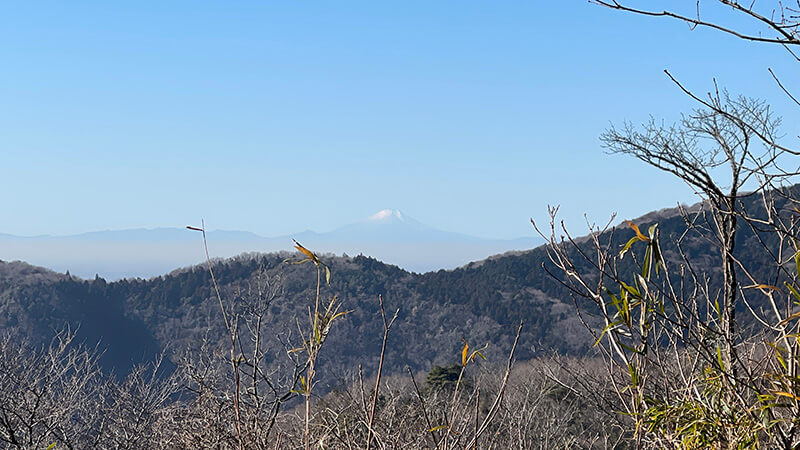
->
[743,283,781,292]
[795,250,800,278]
[594,320,624,346]
[636,274,648,297]
[330,310,351,321]
[604,289,621,309]
[292,239,320,265]
[619,236,640,258]
[779,311,800,326]
[652,241,663,275]
[285,259,311,266]
[627,363,639,385]
[625,220,650,242]
[775,391,800,401]
[786,282,800,302]
[620,343,642,355]
[647,223,657,240]
[775,346,788,370]
[619,281,640,298]
[469,343,489,362]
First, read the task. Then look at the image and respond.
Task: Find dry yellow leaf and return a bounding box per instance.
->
[625,221,650,242]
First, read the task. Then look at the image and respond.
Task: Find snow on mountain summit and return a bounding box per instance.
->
[367,209,406,223]
[359,209,428,231]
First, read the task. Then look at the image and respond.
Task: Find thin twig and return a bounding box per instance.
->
[187,221,244,450]
[466,321,523,449]
[366,295,399,450]
[408,367,438,448]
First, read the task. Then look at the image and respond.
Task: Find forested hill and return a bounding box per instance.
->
[1,187,794,377]
[0,244,587,377]
[0,261,164,376]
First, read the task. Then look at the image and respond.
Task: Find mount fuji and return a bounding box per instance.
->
[314,209,473,241]
[0,210,542,280]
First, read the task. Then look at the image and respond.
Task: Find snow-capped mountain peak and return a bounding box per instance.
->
[367,209,406,223]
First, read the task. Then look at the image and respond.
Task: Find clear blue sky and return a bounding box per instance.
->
[2,1,798,239]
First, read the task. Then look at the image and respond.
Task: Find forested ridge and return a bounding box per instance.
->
[1,186,792,379]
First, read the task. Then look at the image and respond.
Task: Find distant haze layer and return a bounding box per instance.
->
[0,210,542,280]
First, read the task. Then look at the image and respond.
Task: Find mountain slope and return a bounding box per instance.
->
[0,261,164,375]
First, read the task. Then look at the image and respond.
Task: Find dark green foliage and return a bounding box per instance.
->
[423,364,463,394]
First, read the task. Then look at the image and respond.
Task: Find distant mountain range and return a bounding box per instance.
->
[0,209,542,280]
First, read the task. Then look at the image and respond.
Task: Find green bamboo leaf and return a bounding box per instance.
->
[620,293,630,324]
[605,290,621,310]
[620,342,642,355]
[652,242,662,275]
[314,320,322,344]
[642,244,651,278]
[594,320,624,346]
[619,236,640,258]
[627,363,639,385]
[786,282,800,302]
[619,281,640,298]
[795,249,800,278]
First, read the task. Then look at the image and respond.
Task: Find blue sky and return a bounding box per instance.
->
[2,1,798,239]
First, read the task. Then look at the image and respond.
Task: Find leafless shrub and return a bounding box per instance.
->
[0,329,102,449]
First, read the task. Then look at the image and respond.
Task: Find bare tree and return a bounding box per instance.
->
[602,93,792,375]
[95,356,181,449]
[0,330,103,449]
[172,264,312,449]
[539,91,800,445]
[531,2,800,446]
[592,0,800,156]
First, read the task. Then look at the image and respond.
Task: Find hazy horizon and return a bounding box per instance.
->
[0,208,544,279]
